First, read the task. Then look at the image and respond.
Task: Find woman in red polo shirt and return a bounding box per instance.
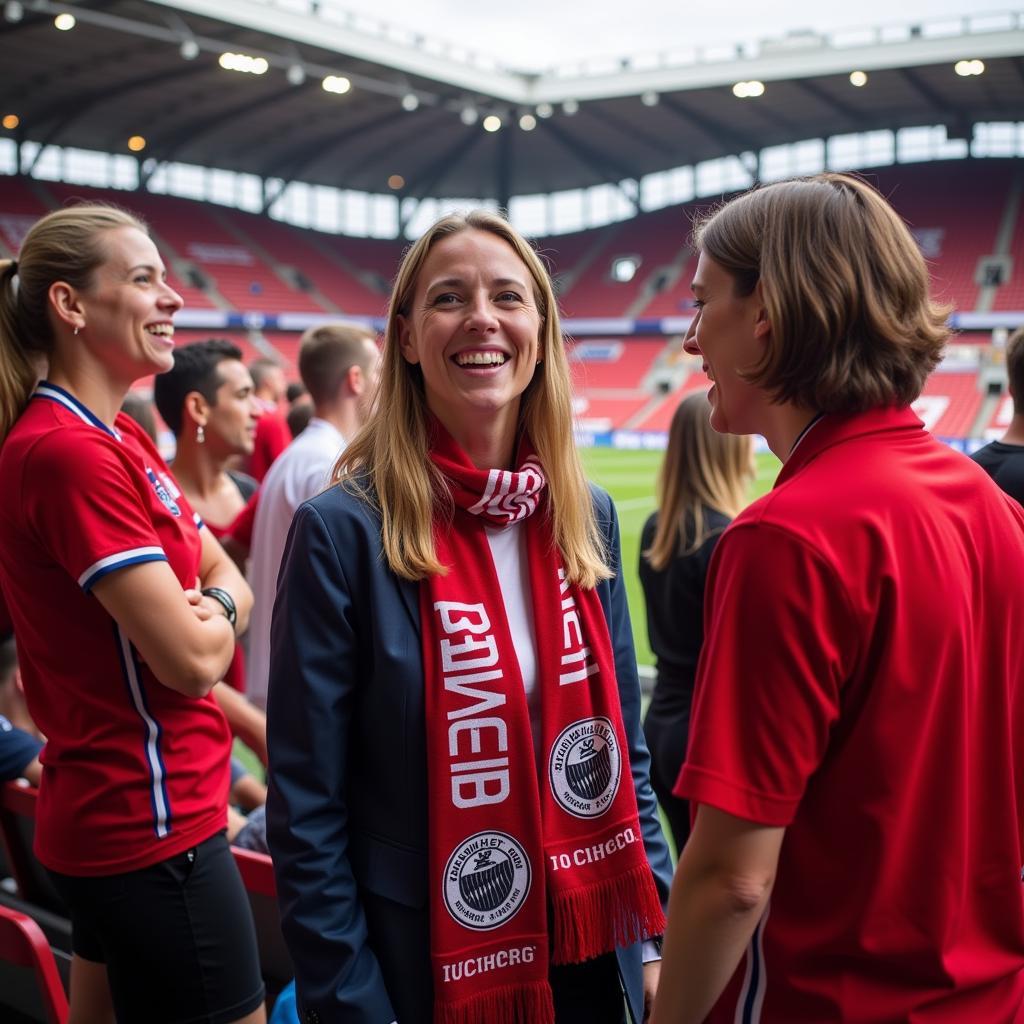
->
[0,205,265,1024]
[651,174,1024,1023]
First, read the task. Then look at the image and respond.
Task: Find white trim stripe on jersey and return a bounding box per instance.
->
[113,624,172,839]
[193,512,205,530]
[734,903,770,1024]
[78,547,167,592]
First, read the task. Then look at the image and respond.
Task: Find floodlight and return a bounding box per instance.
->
[387,174,405,190]
[562,99,579,115]
[4,2,23,23]
[322,75,351,94]
[483,115,502,132]
[128,136,146,152]
[519,113,537,131]
[54,12,75,30]
[460,106,479,126]
[287,64,306,86]
[401,93,420,112]
[641,91,659,107]
[536,102,553,118]
[849,71,867,87]
[2,114,19,130]
[179,39,200,60]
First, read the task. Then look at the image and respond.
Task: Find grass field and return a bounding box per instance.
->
[580,447,781,667]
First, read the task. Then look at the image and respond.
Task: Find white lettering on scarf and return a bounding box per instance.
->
[467,459,545,524]
[557,570,599,686]
[436,601,511,809]
[547,828,638,871]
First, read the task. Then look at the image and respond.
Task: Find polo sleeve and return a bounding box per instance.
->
[675,521,858,827]
[25,432,167,593]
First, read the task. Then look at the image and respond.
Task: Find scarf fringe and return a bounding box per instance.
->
[436,981,555,1024]
[550,864,667,965]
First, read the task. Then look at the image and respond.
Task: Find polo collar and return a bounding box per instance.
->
[776,406,924,489]
[33,381,122,441]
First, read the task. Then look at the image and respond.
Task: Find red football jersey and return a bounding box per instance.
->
[678,407,1024,1022]
[0,383,231,875]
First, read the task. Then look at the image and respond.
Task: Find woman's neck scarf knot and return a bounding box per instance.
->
[421,422,665,1024]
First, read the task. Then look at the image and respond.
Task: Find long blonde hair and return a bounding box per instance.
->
[335,210,610,587]
[644,391,753,570]
[0,204,146,441]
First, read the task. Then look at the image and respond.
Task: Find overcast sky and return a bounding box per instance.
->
[341,0,988,71]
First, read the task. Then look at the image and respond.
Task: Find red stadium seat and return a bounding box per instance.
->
[0,784,67,916]
[0,905,69,1024]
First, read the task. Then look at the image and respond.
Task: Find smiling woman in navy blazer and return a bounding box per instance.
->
[266,210,673,1024]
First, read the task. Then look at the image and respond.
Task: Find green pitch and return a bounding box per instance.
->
[580,448,780,667]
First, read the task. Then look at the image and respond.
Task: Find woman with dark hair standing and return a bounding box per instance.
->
[0,205,264,1024]
[267,210,672,1024]
[639,390,752,855]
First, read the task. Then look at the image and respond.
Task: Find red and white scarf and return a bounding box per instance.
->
[421,423,665,1024]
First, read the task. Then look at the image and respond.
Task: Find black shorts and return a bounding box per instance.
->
[48,831,265,1024]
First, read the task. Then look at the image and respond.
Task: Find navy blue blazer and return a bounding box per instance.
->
[266,482,673,1024]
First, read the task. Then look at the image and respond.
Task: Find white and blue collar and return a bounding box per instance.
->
[34,381,122,441]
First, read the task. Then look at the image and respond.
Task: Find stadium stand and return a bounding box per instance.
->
[558,209,695,319]
[633,370,712,433]
[0,905,68,1024]
[913,371,984,439]
[994,190,1024,312]
[1,161,1017,439]
[218,209,389,316]
[870,161,1011,314]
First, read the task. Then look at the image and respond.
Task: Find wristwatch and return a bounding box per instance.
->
[201,586,237,628]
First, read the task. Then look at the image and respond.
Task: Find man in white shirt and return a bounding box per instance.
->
[246,324,381,708]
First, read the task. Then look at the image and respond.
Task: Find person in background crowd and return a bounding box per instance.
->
[286,399,313,438]
[0,636,41,785]
[651,173,1024,1024]
[266,211,671,1024]
[245,323,380,711]
[971,324,1024,504]
[153,338,268,760]
[248,356,290,480]
[153,339,260,538]
[638,391,752,856]
[285,381,313,437]
[0,204,264,1024]
[120,389,159,444]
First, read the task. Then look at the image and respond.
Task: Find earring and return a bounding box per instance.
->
[196,424,205,445]
[73,325,80,336]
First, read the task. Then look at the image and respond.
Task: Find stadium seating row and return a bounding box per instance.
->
[2,160,1021,321]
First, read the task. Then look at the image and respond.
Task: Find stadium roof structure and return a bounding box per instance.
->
[2,0,1022,211]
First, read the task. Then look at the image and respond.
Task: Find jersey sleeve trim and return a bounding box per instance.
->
[193,513,205,530]
[677,763,799,827]
[79,547,167,592]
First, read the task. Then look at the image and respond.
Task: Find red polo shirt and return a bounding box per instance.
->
[678,407,1024,1023]
[0,383,231,875]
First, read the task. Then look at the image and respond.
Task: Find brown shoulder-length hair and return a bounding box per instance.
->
[335,210,610,587]
[644,391,753,570]
[0,204,146,441]
[693,172,950,413]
